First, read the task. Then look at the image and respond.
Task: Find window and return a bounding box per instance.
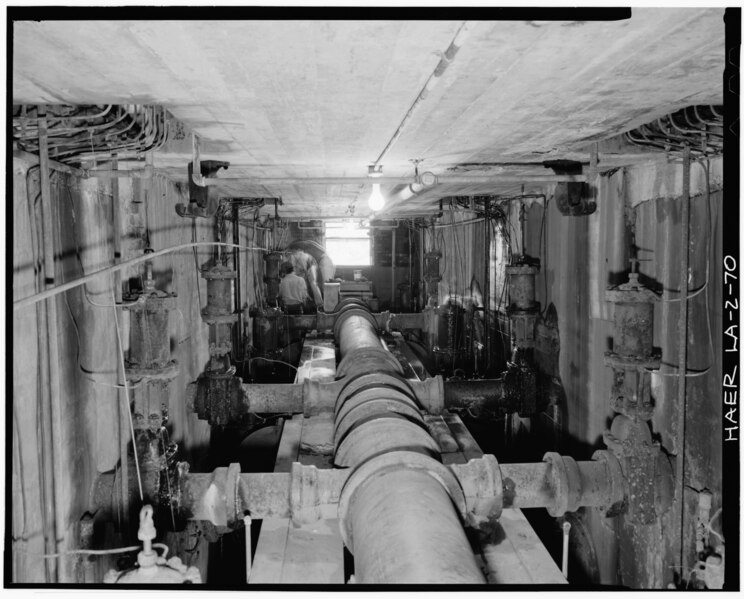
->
[324,221,371,266]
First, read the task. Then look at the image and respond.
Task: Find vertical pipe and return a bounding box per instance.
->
[233,204,242,361]
[37,108,61,581]
[408,226,412,312]
[111,156,122,302]
[561,521,571,578]
[419,229,425,310]
[110,155,130,535]
[391,228,396,311]
[243,515,252,583]
[484,202,491,370]
[676,144,691,571]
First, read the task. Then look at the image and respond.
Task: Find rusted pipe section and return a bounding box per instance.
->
[237,374,509,419]
[442,377,507,414]
[242,382,306,413]
[93,451,627,539]
[451,451,627,518]
[94,462,351,527]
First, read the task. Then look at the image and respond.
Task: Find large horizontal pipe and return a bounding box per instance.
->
[239,376,508,416]
[196,173,586,187]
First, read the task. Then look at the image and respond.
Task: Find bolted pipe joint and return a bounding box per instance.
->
[337,451,484,584]
[541,452,625,517]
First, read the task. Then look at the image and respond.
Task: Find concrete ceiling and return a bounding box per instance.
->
[13,10,725,218]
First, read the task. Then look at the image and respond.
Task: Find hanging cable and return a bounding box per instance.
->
[111,281,144,502]
[14,241,268,311]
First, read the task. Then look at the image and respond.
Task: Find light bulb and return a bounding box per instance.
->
[368,183,385,211]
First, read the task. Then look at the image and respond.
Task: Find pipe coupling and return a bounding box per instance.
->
[448,454,503,527]
[337,450,467,553]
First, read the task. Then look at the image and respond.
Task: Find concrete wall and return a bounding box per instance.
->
[10,157,258,582]
[522,158,723,587]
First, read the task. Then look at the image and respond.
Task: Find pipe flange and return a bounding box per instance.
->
[334,414,440,468]
[543,452,570,517]
[506,264,540,276]
[201,267,238,280]
[336,347,403,379]
[290,462,321,526]
[125,360,180,382]
[334,392,424,448]
[202,312,239,326]
[412,376,445,414]
[604,350,661,370]
[562,455,583,513]
[335,371,415,414]
[335,386,421,426]
[329,297,370,314]
[591,450,627,515]
[449,454,504,526]
[332,306,377,340]
[124,293,178,312]
[337,450,467,553]
[225,462,242,528]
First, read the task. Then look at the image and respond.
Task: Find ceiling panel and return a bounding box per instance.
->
[13,11,724,218]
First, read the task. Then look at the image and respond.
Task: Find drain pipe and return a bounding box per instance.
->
[37,109,63,582]
[675,144,691,571]
[332,305,485,583]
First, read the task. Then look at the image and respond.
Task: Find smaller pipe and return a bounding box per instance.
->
[675,144,691,571]
[391,227,396,311]
[243,515,252,583]
[38,109,61,582]
[13,149,86,177]
[562,521,571,578]
[83,168,154,179]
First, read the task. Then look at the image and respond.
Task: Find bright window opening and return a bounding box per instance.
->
[325,221,371,266]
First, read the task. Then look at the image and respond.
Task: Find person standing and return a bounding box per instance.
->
[278,262,311,314]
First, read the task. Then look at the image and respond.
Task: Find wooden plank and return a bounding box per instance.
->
[280,518,345,584]
[424,414,461,454]
[248,519,292,584]
[483,509,567,584]
[295,335,336,384]
[299,414,335,458]
[249,414,303,584]
[442,411,484,461]
[275,414,303,473]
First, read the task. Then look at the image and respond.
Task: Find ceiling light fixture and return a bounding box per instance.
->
[368,164,384,178]
[368,183,386,212]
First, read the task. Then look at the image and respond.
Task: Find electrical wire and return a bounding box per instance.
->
[245,357,298,372]
[111,281,144,502]
[14,241,269,311]
[17,542,170,559]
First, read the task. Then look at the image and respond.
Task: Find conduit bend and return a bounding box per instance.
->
[332,303,485,583]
